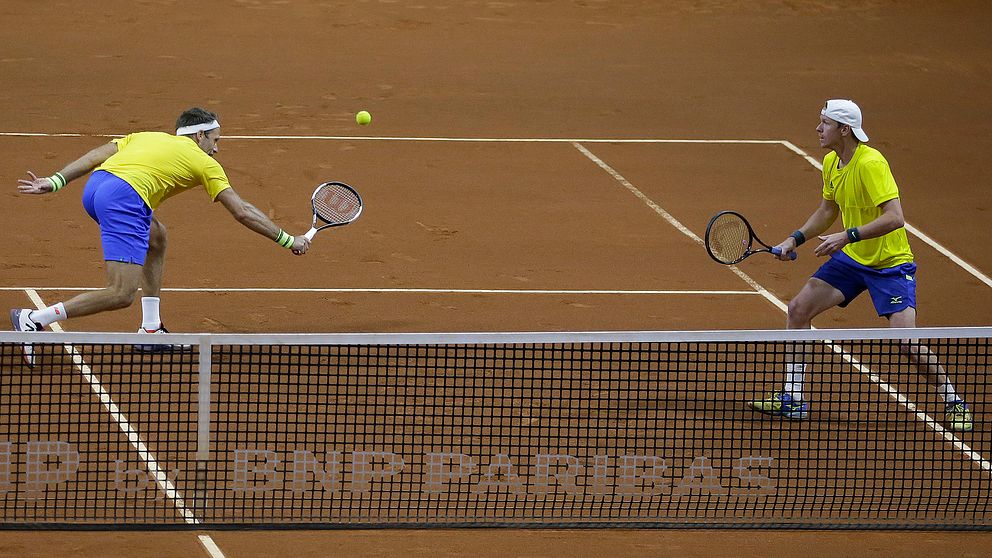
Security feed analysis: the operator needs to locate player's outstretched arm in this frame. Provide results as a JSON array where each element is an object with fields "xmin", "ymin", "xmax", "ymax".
[
  {"xmin": 215, "ymin": 188, "xmax": 310, "ymax": 255},
  {"xmin": 17, "ymin": 142, "xmax": 119, "ymax": 194}
]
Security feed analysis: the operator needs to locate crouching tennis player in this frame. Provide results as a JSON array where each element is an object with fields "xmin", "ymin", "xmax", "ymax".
[
  {"xmin": 10, "ymin": 107, "xmax": 309, "ymax": 364},
  {"xmin": 748, "ymin": 99, "xmax": 973, "ymax": 432}
]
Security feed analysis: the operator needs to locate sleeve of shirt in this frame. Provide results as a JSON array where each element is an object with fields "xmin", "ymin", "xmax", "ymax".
[
  {"xmin": 95, "ymin": 135, "xmax": 132, "ymax": 172},
  {"xmin": 200, "ymin": 158, "xmax": 232, "ymax": 201},
  {"xmin": 821, "ymin": 152, "xmax": 836, "ymax": 201},
  {"xmin": 860, "ymin": 159, "xmax": 899, "ymax": 207},
  {"xmin": 111, "ymin": 134, "xmax": 133, "ymax": 150}
]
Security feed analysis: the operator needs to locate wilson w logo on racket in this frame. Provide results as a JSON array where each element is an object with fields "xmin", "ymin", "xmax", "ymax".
[
  {"xmin": 704, "ymin": 210, "xmax": 796, "ymax": 265},
  {"xmin": 304, "ymin": 181, "xmax": 364, "ymax": 240}
]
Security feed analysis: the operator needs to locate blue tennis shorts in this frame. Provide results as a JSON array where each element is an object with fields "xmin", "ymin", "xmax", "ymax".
[
  {"xmin": 813, "ymin": 250, "xmax": 917, "ymax": 317},
  {"xmin": 82, "ymin": 170, "xmax": 152, "ymax": 265}
]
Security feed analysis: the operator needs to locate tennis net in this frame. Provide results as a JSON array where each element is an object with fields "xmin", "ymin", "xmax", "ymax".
[{"xmin": 0, "ymin": 328, "xmax": 989, "ymax": 529}]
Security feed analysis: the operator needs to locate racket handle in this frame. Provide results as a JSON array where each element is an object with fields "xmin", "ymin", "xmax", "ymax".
[
  {"xmin": 771, "ymin": 247, "xmax": 798, "ymax": 260},
  {"xmin": 303, "ymin": 227, "xmax": 318, "ymax": 241}
]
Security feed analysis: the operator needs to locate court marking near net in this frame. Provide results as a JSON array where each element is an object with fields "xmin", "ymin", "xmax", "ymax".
[
  {"xmin": 4, "ymin": 133, "xmax": 990, "ymax": 551},
  {"xmin": 17, "ymin": 289, "xmax": 226, "ymax": 558}
]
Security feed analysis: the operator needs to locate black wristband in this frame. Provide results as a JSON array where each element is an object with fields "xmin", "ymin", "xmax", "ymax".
[
  {"xmin": 790, "ymin": 230, "xmax": 806, "ymax": 246},
  {"xmin": 846, "ymin": 227, "xmax": 861, "ymax": 243}
]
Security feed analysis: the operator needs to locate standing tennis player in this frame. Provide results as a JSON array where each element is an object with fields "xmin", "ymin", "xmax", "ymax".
[
  {"xmin": 748, "ymin": 99, "xmax": 973, "ymax": 432},
  {"xmin": 10, "ymin": 108, "xmax": 310, "ymax": 364}
]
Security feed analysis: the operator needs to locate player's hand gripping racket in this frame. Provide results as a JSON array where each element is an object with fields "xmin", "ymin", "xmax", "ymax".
[
  {"xmin": 704, "ymin": 210, "xmax": 797, "ymax": 265},
  {"xmin": 303, "ymin": 181, "xmax": 363, "ymax": 240}
]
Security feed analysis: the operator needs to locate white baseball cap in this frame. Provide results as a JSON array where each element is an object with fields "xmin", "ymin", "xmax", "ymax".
[{"xmin": 821, "ymin": 99, "xmax": 869, "ymax": 142}]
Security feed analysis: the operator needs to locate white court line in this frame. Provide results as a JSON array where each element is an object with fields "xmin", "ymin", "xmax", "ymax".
[
  {"xmin": 571, "ymin": 142, "xmax": 789, "ymax": 313},
  {"xmin": 0, "ymin": 132, "xmax": 90, "ymax": 137},
  {"xmin": 231, "ymin": 136, "xmax": 783, "ymax": 143},
  {"xmin": 0, "ymin": 286, "xmax": 758, "ymax": 295},
  {"xmin": 780, "ymin": 140, "xmax": 992, "ymax": 290},
  {"xmin": 24, "ymin": 289, "xmax": 226, "ymax": 556},
  {"xmin": 571, "ymin": 141, "xmax": 992, "ymax": 473},
  {"xmin": 0, "ymin": 131, "xmax": 780, "ymax": 143},
  {"xmin": 23, "ymin": 289, "xmax": 203, "ymax": 525},
  {"xmin": 831, "ymin": 341, "xmax": 991, "ymax": 471},
  {"xmin": 197, "ymin": 535, "xmax": 228, "ymax": 558}
]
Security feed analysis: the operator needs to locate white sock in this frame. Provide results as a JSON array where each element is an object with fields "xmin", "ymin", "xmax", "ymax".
[
  {"xmin": 141, "ymin": 297, "xmax": 162, "ymax": 330},
  {"xmin": 31, "ymin": 303, "xmax": 67, "ymax": 328},
  {"xmin": 937, "ymin": 382, "xmax": 961, "ymax": 404},
  {"xmin": 784, "ymin": 363, "xmax": 806, "ymax": 402}
]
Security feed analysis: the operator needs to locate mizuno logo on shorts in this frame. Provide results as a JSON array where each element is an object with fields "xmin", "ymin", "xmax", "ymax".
[{"xmin": 890, "ymin": 296, "xmax": 903, "ymax": 304}]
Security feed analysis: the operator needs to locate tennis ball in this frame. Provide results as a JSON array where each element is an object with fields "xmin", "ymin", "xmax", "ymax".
[{"xmin": 356, "ymin": 110, "xmax": 372, "ymax": 126}]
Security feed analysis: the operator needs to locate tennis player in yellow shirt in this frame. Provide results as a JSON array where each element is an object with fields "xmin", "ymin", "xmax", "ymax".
[
  {"xmin": 748, "ymin": 99, "xmax": 973, "ymax": 432},
  {"xmin": 11, "ymin": 108, "xmax": 310, "ymax": 360}
]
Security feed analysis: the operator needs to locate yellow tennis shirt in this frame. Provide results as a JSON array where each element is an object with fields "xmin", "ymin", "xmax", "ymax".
[
  {"xmin": 822, "ymin": 143, "xmax": 913, "ymax": 269},
  {"xmin": 96, "ymin": 132, "xmax": 232, "ymax": 210}
]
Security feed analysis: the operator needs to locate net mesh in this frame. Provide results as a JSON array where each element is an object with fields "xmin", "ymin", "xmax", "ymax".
[{"xmin": 1, "ymin": 329, "xmax": 990, "ymax": 529}]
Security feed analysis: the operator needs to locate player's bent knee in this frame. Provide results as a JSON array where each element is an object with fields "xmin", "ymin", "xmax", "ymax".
[
  {"xmin": 106, "ymin": 288, "xmax": 138, "ymax": 310},
  {"xmin": 787, "ymin": 298, "xmax": 813, "ymax": 324}
]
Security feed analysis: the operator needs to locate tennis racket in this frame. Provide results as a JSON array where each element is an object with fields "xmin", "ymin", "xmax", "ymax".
[
  {"xmin": 303, "ymin": 181, "xmax": 363, "ymax": 240},
  {"xmin": 704, "ymin": 210, "xmax": 796, "ymax": 265}
]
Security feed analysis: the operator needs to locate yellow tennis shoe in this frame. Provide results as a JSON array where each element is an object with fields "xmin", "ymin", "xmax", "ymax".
[
  {"xmin": 945, "ymin": 401, "xmax": 974, "ymax": 432},
  {"xmin": 748, "ymin": 391, "xmax": 809, "ymax": 420}
]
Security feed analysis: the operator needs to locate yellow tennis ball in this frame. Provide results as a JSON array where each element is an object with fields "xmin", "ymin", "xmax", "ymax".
[{"xmin": 356, "ymin": 110, "xmax": 372, "ymax": 126}]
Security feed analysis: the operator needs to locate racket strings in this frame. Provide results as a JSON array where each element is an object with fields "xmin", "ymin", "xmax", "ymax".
[
  {"xmin": 313, "ymin": 186, "xmax": 361, "ymax": 223},
  {"xmin": 708, "ymin": 214, "xmax": 750, "ymax": 263}
]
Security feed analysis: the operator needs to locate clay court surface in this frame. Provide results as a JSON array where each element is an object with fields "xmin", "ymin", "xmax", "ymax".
[{"xmin": 2, "ymin": 1, "xmax": 992, "ymax": 556}]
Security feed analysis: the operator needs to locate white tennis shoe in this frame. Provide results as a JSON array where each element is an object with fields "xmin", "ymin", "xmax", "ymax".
[
  {"xmin": 9, "ymin": 308, "xmax": 44, "ymax": 366},
  {"xmin": 133, "ymin": 324, "xmax": 191, "ymax": 353}
]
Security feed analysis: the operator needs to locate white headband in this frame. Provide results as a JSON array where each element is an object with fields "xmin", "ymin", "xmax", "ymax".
[{"xmin": 175, "ymin": 120, "xmax": 220, "ymax": 136}]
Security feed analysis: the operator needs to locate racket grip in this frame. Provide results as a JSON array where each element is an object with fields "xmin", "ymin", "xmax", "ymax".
[
  {"xmin": 771, "ymin": 247, "xmax": 798, "ymax": 260},
  {"xmin": 303, "ymin": 227, "xmax": 318, "ymax": 241}
]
